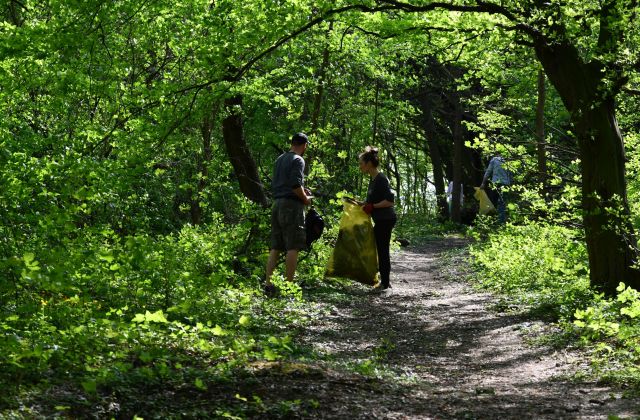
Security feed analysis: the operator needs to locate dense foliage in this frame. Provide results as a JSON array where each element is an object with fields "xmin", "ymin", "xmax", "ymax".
[{"xmin": 1, "ymin": 0, "xmax": 639, "ymax": 415}]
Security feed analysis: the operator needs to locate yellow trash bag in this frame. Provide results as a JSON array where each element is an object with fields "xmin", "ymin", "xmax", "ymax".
[
  {"xmin": 326, "ymin": 198, "xmax": 378, "ymax": 285},
  {"xmin": 474, "ymin": 187, "xmax": 496, "ymax": 215}
]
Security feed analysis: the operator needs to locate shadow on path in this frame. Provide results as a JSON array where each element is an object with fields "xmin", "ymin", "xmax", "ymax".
[{"xmin": 285, "ymin": 238, "xmax": 639, "ymax": 419}]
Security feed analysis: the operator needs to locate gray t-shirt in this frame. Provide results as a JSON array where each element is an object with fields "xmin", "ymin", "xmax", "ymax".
[{"xmin": 272, "ymin": 151, "xmax": 305, "ymax": 200}]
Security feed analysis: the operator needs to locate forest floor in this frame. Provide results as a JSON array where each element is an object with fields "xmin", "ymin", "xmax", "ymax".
[{"xmin": 229, "ymin": 237, "xmax": 640, "ymax": 419}]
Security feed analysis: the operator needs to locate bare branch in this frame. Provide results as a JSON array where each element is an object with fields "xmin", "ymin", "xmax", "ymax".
[
  {"xmin": 377, "ymin": 0, "xmax": 543, "ymax": 42},
  {"xmin": 622, "ymin": 87, "xmax": 640, "ymax": 96},
  {"xmin": 349, "ymin": 23, "xmax": 472, "ymax": 39},
  {"xmin": 376, "ymin": 0, "xmax": 519, "ymax": 20}
]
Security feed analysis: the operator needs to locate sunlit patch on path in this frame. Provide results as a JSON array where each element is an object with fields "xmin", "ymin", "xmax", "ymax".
[{"xmin": 284, "ymin": 238, "xmax": 639, "ymax": 419}]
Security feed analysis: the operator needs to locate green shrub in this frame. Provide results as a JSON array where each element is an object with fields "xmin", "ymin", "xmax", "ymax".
[
  {"xmin": 469, "ymin": 220, "xmax": 640, "ymax": 391},
  {"xmin": 469, "ymin": 221, "xmax": 591, "ymax": 317},
  {"xmin": 0, "ymin": 205, "xmax": 330, "ymax": 411},
  {"xmin": 572, "ymin": 283, "xmax": 640, "ymax": 389}
]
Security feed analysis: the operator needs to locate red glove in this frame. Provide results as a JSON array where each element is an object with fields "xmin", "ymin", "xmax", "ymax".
[{"xmin": 363, "ymin": 203, "xmax": 374, "ymax": 214}]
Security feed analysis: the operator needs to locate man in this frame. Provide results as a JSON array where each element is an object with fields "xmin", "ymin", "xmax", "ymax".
[
  {"xmin": 480, "ymin": 152, "xmax": 512, "ymax": 224},
  {"xmin": 264, "ymin": 132, "xmax": 312, "ymax": 296}
]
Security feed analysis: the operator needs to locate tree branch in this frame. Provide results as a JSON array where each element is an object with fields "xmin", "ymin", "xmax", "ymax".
[
  {"xmin": 377, "ymin": 0, "xmax": 544, "ymax": 44},
  {"xmin": 622, "ymin": 87, "xmax": 640, "ymax": 96},
  {"xmin": 166, "ymin": 0, "xmax": 549, "ymax": 113},
  {"xmin": 376, "ymin": 0, "xmax": 518, "ymax": 20},
  {"xmin": 351, "ymin": 23, "xmax": 476, "ymax": 39}
]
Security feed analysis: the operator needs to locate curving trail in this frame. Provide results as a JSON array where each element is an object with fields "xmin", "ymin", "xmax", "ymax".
[{"xmin": 251, "ymin": 238, "xmax": 639, "ymax": 419}]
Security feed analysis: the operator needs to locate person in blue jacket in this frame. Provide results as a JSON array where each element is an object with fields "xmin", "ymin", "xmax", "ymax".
[{"xmin": 480, "ymin": 152, "xmax": 512, "ymax": 224}]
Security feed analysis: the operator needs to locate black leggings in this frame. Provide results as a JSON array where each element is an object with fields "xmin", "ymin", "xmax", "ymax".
[{"xmin": 374, "ymin": 218, "xmax": 396, "ymax": 288}]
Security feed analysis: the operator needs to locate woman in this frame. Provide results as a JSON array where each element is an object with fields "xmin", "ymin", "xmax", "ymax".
[{"xmin": 358, "ymin": 146, "xmax": 397, "ymax": 291}]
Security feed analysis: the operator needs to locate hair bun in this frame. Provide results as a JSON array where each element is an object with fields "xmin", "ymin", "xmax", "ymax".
[{"xmin": 359, "ymin": 146, "xmax": 381, "ymax": 167}]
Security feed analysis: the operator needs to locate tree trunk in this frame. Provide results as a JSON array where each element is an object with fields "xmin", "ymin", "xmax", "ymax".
[
  {"xmin": 372, "ymin": 80, "xmax": 380, "ymax": 144},
  {"xmin": 535, "ymin": 42, "xmax": 640, "ymax": 295},
  {"xmin": 385, "ymin": 139, "xmax": 401, "ymax": 206},
  {"xmin": 450, "ymin": 97, "xmax": 463, "ymax": 224},
  {"xmin": 6, "ymin": 0, "xmax": 23, "ymax": 26},
  {"xmin": 190, "ymin": 104, "xmax": 218, "ymax": 224},
  {"xmin": 307, "ymin": 22, "xmax": 333, "ymax": 175},
  {"xmin": 535, "ymin": 67, "xmax": 547, "ymax": 189},
  {"xmin": 422, "ymin": 103, "xmax": 448, "ymax": 219},
  {"xmin": 310, "ymin": 22, "xmax": 332, "ymax": 136},
  {"xmin": 577, "ymin": 98, "xmax": 640, "ymax": 295},
  {"xmin": 222, "ymin": 96, "xmax": 269, "ymax": 207}
]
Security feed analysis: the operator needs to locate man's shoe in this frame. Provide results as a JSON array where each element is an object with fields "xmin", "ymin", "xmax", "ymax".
[{"xmin": 264, "ymin": 283, "xmax": 278, "ymax": 298}]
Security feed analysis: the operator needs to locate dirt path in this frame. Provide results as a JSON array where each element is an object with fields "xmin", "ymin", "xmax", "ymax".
[{"xmin": 246, "ymin": 238, "xmax": 639, "ymax": 419}]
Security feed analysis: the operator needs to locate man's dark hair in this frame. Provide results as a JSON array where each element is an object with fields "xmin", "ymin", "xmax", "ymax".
[{"xmin": 291, "ymin": 132, "xmax": 309, "ymax": 145}]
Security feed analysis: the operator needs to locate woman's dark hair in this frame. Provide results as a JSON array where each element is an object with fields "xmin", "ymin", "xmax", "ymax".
[{"xmin": 358, "ymin": 146, "xmax": 379, "ymax": 167}]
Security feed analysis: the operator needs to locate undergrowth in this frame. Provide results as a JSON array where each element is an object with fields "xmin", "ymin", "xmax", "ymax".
[
  {"xmin": 468, "ymin": 217, "xmax": 640, "ymax": 394},
  {"xmin": 0, "ymin": 206, "xmax": 334, "ymax": 418},
  {"xmin": 395, "ymin": 213, "xmax": 463, "ymax": 246}
]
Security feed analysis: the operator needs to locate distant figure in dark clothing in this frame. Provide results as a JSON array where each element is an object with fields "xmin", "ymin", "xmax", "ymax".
[{"xmin": 358, "ymin": 146, "xmax": 397, "ymax": 291}]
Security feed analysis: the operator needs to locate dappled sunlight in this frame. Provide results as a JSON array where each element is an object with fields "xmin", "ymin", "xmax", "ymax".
[{"xmin": 293, "ymin": 239, "xmax": 638, "ymax": 418}]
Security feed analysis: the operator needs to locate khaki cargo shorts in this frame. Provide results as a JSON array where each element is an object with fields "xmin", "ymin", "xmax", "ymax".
[{"xmin": 270, "ymin": 198, "xmax": 306, "ymax": 251}]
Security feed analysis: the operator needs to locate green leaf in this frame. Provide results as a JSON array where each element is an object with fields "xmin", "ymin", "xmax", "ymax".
[
  {"xmin": 263, "ymin": 348, "xmax": 278, "ymax": 361},
  {"xmin": 145, "ymin": 310, "xmax": 168, "ymax": 323},
  {"xmin": 212, "ymin": 325, "xmax": 226, "ymax": 336},
  {"xmin": 132, "ymin": 313, "xmax": 146, "ymax": 323},
  {"xmin": 195, "ymin": 378, "xmax": 207, "ymax": 390},
  {"xmin": 98, "ymin": 252, "xmax": 114, "ymax": 263},
  {"xmin": 81, "ymin": 379, "xmax": 97, "ymax": 394},
  {"xmin": 238, "ymin": 315, "xmax": 250, "ymax": 327},
  {"xmin": 139, "ymin": 352, "xmax": 153, "ymax": 363}
]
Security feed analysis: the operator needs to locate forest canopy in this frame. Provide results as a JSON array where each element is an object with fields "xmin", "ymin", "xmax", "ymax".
[{"xmin": 1, "ymin": 0, "xmax": 640, "ymax": 416}]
